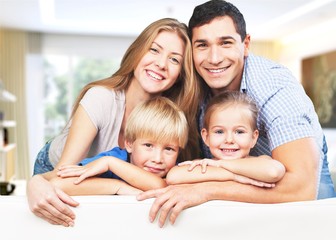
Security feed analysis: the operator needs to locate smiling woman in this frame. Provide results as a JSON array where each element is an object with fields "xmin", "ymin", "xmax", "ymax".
[{"xmin": 26, "ymin": 17, "xmax": 200, "ymax": 227}]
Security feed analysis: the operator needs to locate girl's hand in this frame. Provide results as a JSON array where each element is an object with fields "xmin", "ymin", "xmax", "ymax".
[{"xmin": 178, "ymin": 158, "xmax": 219, "ymax": 173}]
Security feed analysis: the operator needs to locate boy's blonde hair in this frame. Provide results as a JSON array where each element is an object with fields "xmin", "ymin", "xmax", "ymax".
[{"xmin": 125, "ymin": 97, "xmax": 188, "ymax": 149}]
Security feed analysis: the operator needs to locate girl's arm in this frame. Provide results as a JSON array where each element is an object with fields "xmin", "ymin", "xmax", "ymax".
[
  {"xmin": 166, "ymin": 155, "xmax": 285, "ymax": 186},
  {"xmin": 215, "ymin": 155, "xmax": 286, "ymax": 183},
  {"xmin": 58, "ymin": 156, "xmax": 167, "ymax": 191},
  {"xmin": 166, "ymin": 164, "xmax": 235, "ymax": 184}
]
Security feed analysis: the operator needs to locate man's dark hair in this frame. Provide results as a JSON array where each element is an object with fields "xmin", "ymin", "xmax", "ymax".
[{"xmin": 188, "ymin": 0, "xmax": 246, "ymax": 41}]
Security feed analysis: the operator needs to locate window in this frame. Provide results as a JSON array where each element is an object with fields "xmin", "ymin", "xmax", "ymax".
[{"xmin": 43, "ymin": 55, "xmax": 120, "ymax": 141}]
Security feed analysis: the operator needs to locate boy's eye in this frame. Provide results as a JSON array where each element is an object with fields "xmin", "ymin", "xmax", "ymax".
[
  {"xmin": 235, "ymin": 129, "xmax": 245, "ymax": 134},
  {"xmin": 165, "ymin": 147, "xmax": 176, "ymax": 152},
  {"xmin": 144, "ymin": 143, "xmax": 153, "ymax": 148}
]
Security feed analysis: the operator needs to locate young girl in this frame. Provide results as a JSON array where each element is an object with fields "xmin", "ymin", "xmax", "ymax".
[
  {"xmin": 166, "ymin": 91, "xmax": 285, "ymax": 187},
  {"xmin": 52, "ymin": 97, "xmax": 188, "ymax": 195},
  {"xmin": 27, "ymin": 18, "xmax": 200, "ymax": 227}
]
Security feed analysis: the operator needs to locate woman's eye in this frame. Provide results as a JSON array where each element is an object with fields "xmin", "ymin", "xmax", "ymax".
[
  {"xmin": 169, "ymin": 57, "xmax": 180, "ymax": 65},
  {"xmin": 150, "ymin": 47, "xmax": 159, "ymax": 54}
]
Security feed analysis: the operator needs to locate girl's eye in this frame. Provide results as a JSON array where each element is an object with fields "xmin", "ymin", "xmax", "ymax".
[
  {"xmin": 235, "ymin": 130, "xmax": 245, "ymax": 134},
  {"xmin": 215, "ymin": 130, "xmax": 224, "ymax": 134}
]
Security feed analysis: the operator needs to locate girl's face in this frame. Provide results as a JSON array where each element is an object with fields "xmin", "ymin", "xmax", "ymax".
[
  {"xmin": 132, "ymin": 31, "xmax": 185, "ymax": 97},
  {"xmin": 201, "ymin": 105, "xmax": 258, "ymax": 160},
  {"xmin": 125, "ymin": 138, "xmax": 179, "ymax": 178}
]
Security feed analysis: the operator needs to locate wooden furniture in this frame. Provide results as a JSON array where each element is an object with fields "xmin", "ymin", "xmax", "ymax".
[{"xmin": 0, "ymin": 89, "xmax": 16, "ymax": 181}]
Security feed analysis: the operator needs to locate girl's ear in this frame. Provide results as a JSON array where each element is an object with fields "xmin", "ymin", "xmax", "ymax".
[
  {"xmin": 251, "ymin": 129, "xmax": 259, "ymax": 148},
  {"xmin": 124, "ymin": 139, "xmax": 133, "ymax": 153},
  {"xmin": 201, "ymin": 128, "xmax": 210, "ymax": 147}
]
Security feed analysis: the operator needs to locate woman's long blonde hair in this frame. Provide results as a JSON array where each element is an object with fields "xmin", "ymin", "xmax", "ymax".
[{"xmin": 71, "ymin": 18, "xmax": 200, "ymax": 162}]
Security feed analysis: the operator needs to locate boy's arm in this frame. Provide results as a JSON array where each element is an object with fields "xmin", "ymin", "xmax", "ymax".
[
  {"xmin": 103, "ymin": 156, "xmax": 167, "ymax": 190},
  {"xmin": 58, "ymin": 156, "xmax": 167, "ymax": 191}
]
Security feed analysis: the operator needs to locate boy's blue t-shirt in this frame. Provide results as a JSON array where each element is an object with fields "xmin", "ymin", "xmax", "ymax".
[{"xmin": 78, "ymin": 147, "xmax": 129, "ymax": 179}]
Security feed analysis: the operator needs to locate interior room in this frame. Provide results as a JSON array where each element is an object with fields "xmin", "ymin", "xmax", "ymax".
[
  {"xmin": 1, "ymin": 0, "xmax": 336, "ymax": 238},
  {"xmin": 1, "ymin": 0, "xmax": 336, "ymax": 193}
]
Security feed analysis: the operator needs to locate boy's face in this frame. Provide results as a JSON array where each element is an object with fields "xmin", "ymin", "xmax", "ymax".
[
  {"xmin": 191, "ymin": 16, "xmax": 250, "ymax": 95},
  {"xmin": 201, "ymin": 105, "xmax": 258, "ymax": 160},
  {"xmin": 125, "ymin": 138, "xmax": 179, "ymax": 178}
]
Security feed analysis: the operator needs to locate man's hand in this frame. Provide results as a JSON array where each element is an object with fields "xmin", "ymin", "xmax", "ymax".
[{"xmin": 137, "ymin": 184, "xmax": 209, "ymax": 227}]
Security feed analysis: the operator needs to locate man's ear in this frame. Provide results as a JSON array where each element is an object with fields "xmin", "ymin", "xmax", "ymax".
[
  {"xmin": 124, "ymin": 139, "xmax": 133, "ymax": 153},
  {"xmin": 201, "ymin": 128, "xmax": 210, "ymax": 147}
]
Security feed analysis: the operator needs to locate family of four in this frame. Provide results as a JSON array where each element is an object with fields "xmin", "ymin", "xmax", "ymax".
[{"xmin": 27, "ymin": 0, "xmax": 336, "ymax": 228}]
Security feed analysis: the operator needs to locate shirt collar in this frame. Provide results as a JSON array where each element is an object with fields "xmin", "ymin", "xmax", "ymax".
[{"xmin": 240, "ymin": 55, "xmax": 249, "ymax": 93}]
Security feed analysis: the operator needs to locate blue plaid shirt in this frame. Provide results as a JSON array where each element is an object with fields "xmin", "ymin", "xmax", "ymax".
[{"xmin": 198, "ymin": 53, "xmax": 335, "ymax": 199}]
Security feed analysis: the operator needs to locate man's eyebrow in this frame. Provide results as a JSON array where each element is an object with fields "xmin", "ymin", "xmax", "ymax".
[{"xmin": 193, "ymin": 36, "xmax": 236, "ymax": 45}]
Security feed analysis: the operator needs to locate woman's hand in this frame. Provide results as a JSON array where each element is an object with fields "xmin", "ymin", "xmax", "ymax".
[{"xmin": 26, "ymin": 174, "xmax": 79, "ymax": 227}]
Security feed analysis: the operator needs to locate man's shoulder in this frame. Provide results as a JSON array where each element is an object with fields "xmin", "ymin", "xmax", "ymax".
[{"xmin": 246, "ymin": 53, "xmax": 283, "ymax": 69}]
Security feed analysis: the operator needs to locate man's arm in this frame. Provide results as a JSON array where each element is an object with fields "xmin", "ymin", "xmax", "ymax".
[
  {"xmin": 137, "ymin": 137, "xmax": 319, "ymax": 227},
  {"xmin": 206, "ymin": 137, "xmax": 318, "ymax": 202}
]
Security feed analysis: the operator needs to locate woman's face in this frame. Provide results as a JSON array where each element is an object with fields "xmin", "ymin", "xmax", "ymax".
[{"xmin": 133, "ymin": 31, "xmax": 185, "ymax": 96}]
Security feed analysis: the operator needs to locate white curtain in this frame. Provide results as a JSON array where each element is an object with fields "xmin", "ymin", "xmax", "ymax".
[{"xmin": 0, "ymin": 29, "xmax": 32, "ymax": 180}]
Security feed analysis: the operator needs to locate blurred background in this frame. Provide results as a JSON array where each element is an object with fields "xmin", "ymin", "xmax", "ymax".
[{"xmin": 0, "ymin": 0, "xmax": 335, "ymax": 190}]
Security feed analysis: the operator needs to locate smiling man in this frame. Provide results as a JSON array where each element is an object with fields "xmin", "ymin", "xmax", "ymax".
[{"xmin": 137, "ymin": 0, "xmax": 336, "ymax": 228}]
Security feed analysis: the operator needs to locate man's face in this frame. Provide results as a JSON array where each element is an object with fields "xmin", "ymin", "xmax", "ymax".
[{"xmin": 192, "ymin": 16, "xmax": 250, "ymax": 95}]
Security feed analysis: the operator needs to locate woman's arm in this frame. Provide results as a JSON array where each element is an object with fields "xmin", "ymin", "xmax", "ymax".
[
  {"xmin": 50, "ymin": 176, "xmax": 142, "ymax": 195},
  {"xmin": 55, "ymin": 105, "xmax": 98, "ymax": 168},
  {"xmin": 27, "ymin": 105, "xmax": 98, "ymax": 226}
]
